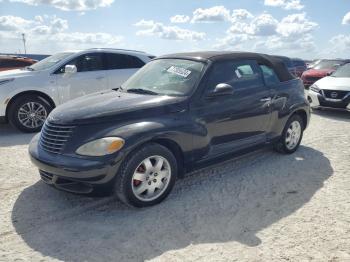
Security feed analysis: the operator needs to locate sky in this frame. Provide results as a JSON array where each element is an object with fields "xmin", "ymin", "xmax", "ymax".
[{"xmin": 0, "ymin": 0, "xmax": 349, "ymax": 59}]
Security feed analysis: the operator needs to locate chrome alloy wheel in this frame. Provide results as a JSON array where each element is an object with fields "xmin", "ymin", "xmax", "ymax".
[
  {"xmin": 131, "ymin": 155, "xmax": 171, "ymax": 202},
  {"xmin": 285, "ymin": 120, "xmax": 302, "ymax": 150},
  {"xmin": 17, "ymin": 102, "xmax": 47, "ymax": 129}
]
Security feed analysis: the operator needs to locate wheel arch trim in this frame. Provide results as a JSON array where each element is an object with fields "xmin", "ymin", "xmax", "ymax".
[{"xmin": 5, "ymin": 90, "xmax": 56, "ymax": 119}]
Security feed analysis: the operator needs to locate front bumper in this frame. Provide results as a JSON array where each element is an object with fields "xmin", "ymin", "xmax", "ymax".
[
  {"xmin": 29, "ymin": 134, "xmax": 123, "ymax": 194},
  {"xmin": 307, "ymin": 90, "xmax": 350, "ymax": 111}
]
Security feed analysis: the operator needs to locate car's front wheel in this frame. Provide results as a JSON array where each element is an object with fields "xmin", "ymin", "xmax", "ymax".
[
  {"xmin": 115, "ymin": 143, "xmax": 177, "ymax": 207},
  {"xmin": 274, "ymin": 114, "xmax": 304, "ymax": 154},
  {"xmin": 8, "ymin": 95, "xmax": 53, "ymax": 133}
]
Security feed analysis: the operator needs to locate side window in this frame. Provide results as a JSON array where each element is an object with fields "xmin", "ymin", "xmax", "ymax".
[
  {"xmin": 207, "ymin": 60, "xmax": 263, "ymax": 91},
  {"xmin": 56, "ymin": 53, "xmax": 104, "ymax": 74},
  {"xmin": 127, "ymin": 55, "xmax": 145, "ymax": 68},
  {"xmin": 105, "ymin": 53, "xmax": 145, "ymax": 70},
  {"xmin": 75, "ymin": 53, "xmax": 104, "ymax": 72},
  {"xmin": 259, "ymin": 64, "xmax": 280, "ymax": 86}
]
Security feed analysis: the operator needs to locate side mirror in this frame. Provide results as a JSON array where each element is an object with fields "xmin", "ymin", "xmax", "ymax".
[
  {"xmin": 207, "ymin": 83, "xmax": 234, "ymax": 97},
  {"xmin": 64, "ymin": 65, "xmax": 77, "ymax": 74},
  {"xmin": 326, "ymin": 71, "xmax": 334, "ymax": 76}
]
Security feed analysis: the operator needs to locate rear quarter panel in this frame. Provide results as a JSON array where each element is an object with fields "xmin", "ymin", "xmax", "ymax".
[{"xmin": 268, "ymin": 78, "xmax": 310, "ymax": 139}]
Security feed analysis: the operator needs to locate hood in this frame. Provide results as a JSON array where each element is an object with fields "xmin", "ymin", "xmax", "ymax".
[
  {"xmin": 315, "ymin": 76, "xmax": 350, "ymax": 91},
  {"xmin": 0, "ymin": 68, "xmax": 39, "ymax": 79},
  {"xmin": 48, "ymin": 90, "xmax": 187, "ymax": 125},
  {"xmin": 302, "ymin": 68, "xmax": 334, "ymax": 78}
]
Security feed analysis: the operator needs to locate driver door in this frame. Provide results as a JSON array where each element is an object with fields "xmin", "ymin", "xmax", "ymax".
[
  {"xmin": 54, "ymin": 52, "xmax": 108, "ymax": 103},
  {"xmin": 192, "ymin": 59, "xmax": 272, "ymax": 159}
]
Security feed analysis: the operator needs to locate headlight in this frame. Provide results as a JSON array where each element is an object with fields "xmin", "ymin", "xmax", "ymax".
[
  {"xmin": 76, "ymin": 137, "xmax": 125, "ymax": 156},
  {"xmin": 0, "ymin": 78, "xmax": 14, "ymax": 86},
  {"xmin": 310, "ymin": 84, "xmax": 321, "ymax": 93}
]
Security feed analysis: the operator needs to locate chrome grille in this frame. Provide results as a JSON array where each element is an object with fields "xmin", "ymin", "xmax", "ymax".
[
  {"xmin": 323, "ymin": 90, "xmax": 349, "ymax": 100},
  {"xmin": 39, "ymin": 122, "xmax": 75, "ymax": 154}
]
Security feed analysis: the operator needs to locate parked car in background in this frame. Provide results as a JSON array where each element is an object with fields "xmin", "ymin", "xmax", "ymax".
[
  {"xmin": 301, "ymin": 59, "xmax": 350, "ymax": 88},
  {"xmin": 273, "ymin": 56, "xmax": 297, "ymax": 77},
  {"xmin": 29, "ymin": 51, "xmax": 310, "ymax": 208},
  {"xmin": 308, "ymin": 63, "xmax": 350, "ymax": 110},
  {"xmin": 304, "ymin": 60, "xmax": 314, "ymax": 68},
  {"xmin": 291, "ymin": 58, "xmax": 307, "ymax": 77},
  {"xmin": 0, "ymin": 55, "xmax": 37, "ymax": 72},
  {"xmin": 0, "ymin": 48, "xmax": 154, "ymax": 132},
  {"xmin": 306, "ymin": 59, "xmax": 321, "ymax": 69}
]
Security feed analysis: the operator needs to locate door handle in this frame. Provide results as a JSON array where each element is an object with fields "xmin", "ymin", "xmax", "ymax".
[
  {"xmin": 96, "ymin": 76, "xmax": 105, "ymax": 80},
  {"xmin": 260, "ymin": 97, "xmax": 272, "ymax": 102}
]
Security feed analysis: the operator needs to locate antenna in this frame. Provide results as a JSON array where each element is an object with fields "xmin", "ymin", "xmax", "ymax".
[{"xmin": 21, "ymin": 33, "xmax": 27, "ymax": 54}]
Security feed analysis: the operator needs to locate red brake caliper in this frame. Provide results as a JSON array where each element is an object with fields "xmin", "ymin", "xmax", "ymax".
[{"xmin": 133, "ymin": 165, "xmax": 145, "ymax": 186}]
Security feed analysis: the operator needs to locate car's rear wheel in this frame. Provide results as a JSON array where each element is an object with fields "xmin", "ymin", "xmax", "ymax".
[
  {"xmin": 115, "ymin": 143, "xmax": 177, "ymax": 207},
  {"xmin": 8, "ymin": 95, "xmax": 53, "ymax": 133},
  {"xmin": 274, "ymin": 114, "xmax": 304, "ymax": 154}
]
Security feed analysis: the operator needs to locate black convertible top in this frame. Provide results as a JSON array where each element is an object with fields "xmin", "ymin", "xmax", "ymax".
[{"xmin": 158, "ymin": 51, "xmax": 295, "ymax": 82}]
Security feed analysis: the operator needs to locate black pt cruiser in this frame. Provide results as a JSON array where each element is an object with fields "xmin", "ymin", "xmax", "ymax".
[{"xmin": 29, "ymin": 51, "xmax": 310, "ymax": 207}]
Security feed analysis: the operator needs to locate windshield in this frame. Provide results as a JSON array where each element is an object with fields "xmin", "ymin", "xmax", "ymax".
[
  {"xmin": 313, "ymin": 60, "xmax": 344, "ymax": 70},
  {"xmin": 121, "ymin": 59, "xmax": 205, "ymax": 96},
  {"xmin": 29, "ymin": 52, "xmax": 74, "ymax": 71},
  {"xmin": 332, "ymin": 63, "xmax": 350, "ymax": 78}
]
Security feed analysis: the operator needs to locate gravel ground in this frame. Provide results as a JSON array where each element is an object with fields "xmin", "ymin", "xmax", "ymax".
[{"xmin": 0, "ymin": 110, "xmax": 350, "ymax": 262}]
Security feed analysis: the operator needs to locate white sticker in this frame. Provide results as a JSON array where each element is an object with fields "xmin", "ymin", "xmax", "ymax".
[{"xmin": 167, "ymin": 66, "xmax": 192, "ymax": 78}]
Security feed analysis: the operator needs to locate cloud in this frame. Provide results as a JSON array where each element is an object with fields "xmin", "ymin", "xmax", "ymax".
[
  {"xmin": 53, "ymin": 32, "xmax": 122, "ymax": 45},
  {"xmin": 0, "ymin": 15, "xmax": 123, "ymax": 53},
  {"xmin": 135, "ymin": 20, "xmax": 205, "ymax": 41},
  {"xmin": 276, "ymin": 13, "xmax": 318, "ymax": 38},
  {"xmin": 329, "ymin": 34, "xmax": 350, "ymax": 52},
  {"xmin": 254, "ymin": 34, "xmax": 315, "ymax": 53},
  {"xmin": 228, "ymin": 13, "xmax": 278, "ymax": 36},
  {"xmin": 191, "ymin": 6, "xmax": 231, "ymax": 23},
  {"xmin": 231, "ymin": 9, "xmax": 254, "ymax": 23},
  {"xmin": 0, "ymin": 16, "xmax": 33, "ymax": 31},
  {"xmin": 170, "ymin": 15, "xmax": 190, "ymax": 24},
  {"xmin": 9, "ymin": 0, "xmax": 114, "ymax": 11},
  {"xmin": 250, "ymin": 13, "xmax": 279, "ymax": 36},
  {"xmin": 342, "ymin": 12, "xmax": 350, "ymax": 25},
  {"xmin": 264, "ymin": 0, "xmax": 304, "ymax": 10},
  {"xmin": 214, "ymin": 34, "xmax": 253, "ymax": 50},
  {"xmin": 314, "ymin": 34, "xmax": 350, "ymax": 58},
  {"xmin": 215, "ymin": 11, "xmax": 317, "ymax": 56}
]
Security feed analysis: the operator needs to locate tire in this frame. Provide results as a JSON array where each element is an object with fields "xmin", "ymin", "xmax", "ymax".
[
  {"xmin": 115, "ymin": 143, "xmax": 178, "ymax": 208},
  {"xmin": 8, "ymin": 95, "xmax": 53, "ymax": 133},
  {"xmin": 274, "ymin": 114, "xmax": 304, "ymax": 154}
]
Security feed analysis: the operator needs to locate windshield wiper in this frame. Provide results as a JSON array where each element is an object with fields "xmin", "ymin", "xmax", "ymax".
[{"xmin": 127, "ymin": 88, "xmax": 159, "ymax": 95}]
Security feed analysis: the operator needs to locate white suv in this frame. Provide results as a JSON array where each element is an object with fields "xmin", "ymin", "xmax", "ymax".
[{"xmin": 0, "ymin": 48, "xmax": 154, "ymax": 132}]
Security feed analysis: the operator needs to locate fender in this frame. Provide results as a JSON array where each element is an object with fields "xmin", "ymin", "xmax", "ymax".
[{"xmin": 106, "ymin": 117, "xmax": 193, "ymax": 159}]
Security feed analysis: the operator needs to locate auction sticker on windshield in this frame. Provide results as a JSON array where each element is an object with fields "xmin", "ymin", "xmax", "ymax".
[{"xmin": 167, "ymin": 66, "xmax": 192, "ymax": 78}]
